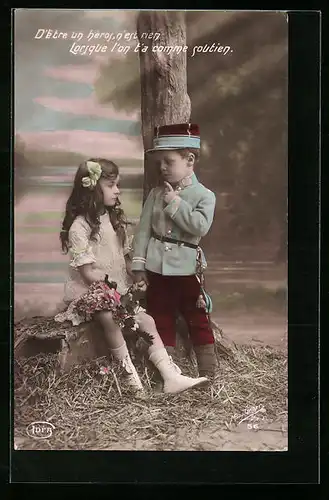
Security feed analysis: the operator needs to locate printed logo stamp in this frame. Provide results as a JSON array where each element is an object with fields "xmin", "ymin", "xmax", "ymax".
[{"xmin": 26, "ymin": 421, "xmax": 55, "ymax": 440}]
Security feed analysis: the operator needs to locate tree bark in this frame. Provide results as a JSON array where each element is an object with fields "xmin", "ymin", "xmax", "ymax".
[
  {"xmin": 136, "ymin": 13, "xmax": 234, "ymax": 357},
  {"xmin": 137, "ymin": 11, "xmax": 191, "ymax": 202}
]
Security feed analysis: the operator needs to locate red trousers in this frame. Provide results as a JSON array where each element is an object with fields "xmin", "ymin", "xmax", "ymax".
[{"xmin": 146, "ymin": 270, "xmax": 215, "ymax": 347}]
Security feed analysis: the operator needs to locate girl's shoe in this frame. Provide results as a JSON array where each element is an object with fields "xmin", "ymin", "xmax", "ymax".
[{"xmin": 110, "ymin": 343, "xmax": 144, "ymax": 392}]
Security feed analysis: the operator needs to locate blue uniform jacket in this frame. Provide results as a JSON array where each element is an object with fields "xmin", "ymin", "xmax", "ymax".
[{"xmin": 131, "ymin": 172, "xmax": 216, "ymax": 276}]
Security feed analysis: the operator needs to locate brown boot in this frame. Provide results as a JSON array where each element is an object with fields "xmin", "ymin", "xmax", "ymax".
[
  {"xmin": 165, "ymin": 346, "xmax": 177, "ymax": 357},
  {"xmin": 194, "ymin": 344, "xmax": 218, "ymax": 378}
]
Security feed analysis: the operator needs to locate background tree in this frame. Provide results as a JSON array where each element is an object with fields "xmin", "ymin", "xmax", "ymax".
[
  {"xmin": 15, "ymin": 10, "xmax": 288, "ymax": 260},
  {"xmin": 95, "ymin": 11, "xmax": 288, "ymax": 261},
  {"xmin": 136, "ymin": 11, "xmax": 191, "ymax": 202},
  {"xmin": 187, "ymin": 11, "xmax": 288, "ymax": 259}
]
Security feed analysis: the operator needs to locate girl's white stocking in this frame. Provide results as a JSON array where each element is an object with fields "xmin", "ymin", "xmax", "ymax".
[{"xmin": 110, "ymin": 342, "xmax": 144, "ymax": 392}]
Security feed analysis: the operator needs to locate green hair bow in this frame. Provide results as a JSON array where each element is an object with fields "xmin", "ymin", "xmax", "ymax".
[{"xmin": 81, "ymin": 161, "xmax": 102, "ymax": 189}]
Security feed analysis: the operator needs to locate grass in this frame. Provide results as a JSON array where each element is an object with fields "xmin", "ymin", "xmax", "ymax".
[
  {"xmin": 14, "ymin": 277, "xmax": 286, "ymax": 315},
  {"xmin": 116, "ymin": 159, "xmax": 144, "ymax": 169},
  {"xmin": 17, "ymin": 227, "xmax": 60, "ymax": 234},
  {"xmin": 21, "ymin": 148, "xmax": 144, "ymax": 169},
  {"xmin": 19, "ymin": 212, "xmax": 63, "ymax": 222},
  {"xmin": 14, "ymin": 338, "xmax": 287, "ymax": 451},
  {"xmin": 120, "ymin": 190, "xmax": 143, "ymax": 217},
  {"xmin": 15, "ymin": 189, "xmax": 143, "ymax": 229},
  {"xmin": 211, "ymin": 286, "xmax": 287, "ymax": 312}
]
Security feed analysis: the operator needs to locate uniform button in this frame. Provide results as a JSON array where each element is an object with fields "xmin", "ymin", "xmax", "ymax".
[
  {"xmin": 164, "ymin": 246, "xmax": 169, "ymax": 251},
  {"xmin": 167, "ymin": 229, "xmax": 172, "ymax": 234},
  {"xmin": 177, "ymin": 187, "xmax": 182, "ymax": 191}
]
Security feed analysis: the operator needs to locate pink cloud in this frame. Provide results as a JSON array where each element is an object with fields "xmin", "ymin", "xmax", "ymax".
[
  {"xmin": 33, "ymin": 95, "xmax": 139, "ymax": 121},
  {"xmin": 43, "ymin": 50, "xmax": 130, "ymax": 84},
  {"xmin": 18, "ymin": 130, "xmax": 144, "ymax": 159},
  {"xmin": 84, "ymin": 10, "xmax": 136, "ymax": 22},
  {"xmin": 43, "ymin": 64, "xmax": 99, "ymax": 84}
]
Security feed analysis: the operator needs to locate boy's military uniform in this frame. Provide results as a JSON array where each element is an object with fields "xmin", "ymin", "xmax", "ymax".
[
  {"xmin": 131, "ymin": 172, "xmax": 215, "ymax": 276},
  {"xmin": 131, "ymin": 123, "xmax": 218, "ymax": 377}
]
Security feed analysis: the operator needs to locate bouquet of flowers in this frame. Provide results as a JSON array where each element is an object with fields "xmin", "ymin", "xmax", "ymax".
[{"xmin": 74, "ymin": 275, "xmax": 153, "ymax": 346}]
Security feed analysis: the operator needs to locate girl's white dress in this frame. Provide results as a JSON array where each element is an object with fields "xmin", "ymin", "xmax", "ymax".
[{"xmin": 55, "ymin": 212, "xmax": 132, "ymax": 326}]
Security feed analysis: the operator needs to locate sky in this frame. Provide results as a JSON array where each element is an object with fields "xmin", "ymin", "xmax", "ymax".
[{"xmin": 14, "ymin": 9, "xmax": 143, "ymax": 159}]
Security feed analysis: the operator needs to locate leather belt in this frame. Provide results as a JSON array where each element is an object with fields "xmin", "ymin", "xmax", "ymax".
[{"xmin": 152, "ymin": 231, "xmax": 198, "ymax": 250}]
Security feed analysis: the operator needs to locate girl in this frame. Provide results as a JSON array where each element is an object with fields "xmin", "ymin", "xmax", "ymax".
[{"xmin": 54, "ymin": 158, "xmax": 208, "ymax": 394}]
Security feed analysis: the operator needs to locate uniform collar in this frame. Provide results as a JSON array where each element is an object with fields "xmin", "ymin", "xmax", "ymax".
[{"xmin": 175, "ymin": 172, "xmax": 198, "ymax": 191}]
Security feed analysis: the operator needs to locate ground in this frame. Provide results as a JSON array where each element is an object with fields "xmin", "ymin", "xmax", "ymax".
[
  {"xmin": 98, "ymin": 423, "xmax": 288, "ymax": 452},
  {"xmin": 14, "ymin": 317, "xmax": 287, "ymax": 451},
  {"xmin": 14, "ymin": 421, "xmax": 288, "ymax": 452},
  {"xmin": 14, "ymin": 283, "xmax": 287, "ymax": 452},
  {"xmin": 14, "ymin": 190, "xmax": 287, "ymax": 451}
]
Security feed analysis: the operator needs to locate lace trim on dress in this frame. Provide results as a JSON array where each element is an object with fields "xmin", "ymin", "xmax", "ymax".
[
  {"xmin": 54, "ymin": 300, "xmax": 85, "ymax": 326},
  {"xmin": 55, "ymin": 281, "xmax": 146, "ymax": 327},
  {"xmin": 69, "ymin": 245, "xmax": 96, "ymax": 268}
]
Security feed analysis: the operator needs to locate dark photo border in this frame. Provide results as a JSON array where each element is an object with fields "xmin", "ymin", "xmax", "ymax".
[{"xmin": 2, "ymin": 7, "xmax": 321, "ymax": 485}]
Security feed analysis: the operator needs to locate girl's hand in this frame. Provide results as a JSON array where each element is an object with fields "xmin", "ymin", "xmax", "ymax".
[
  {"xmin": 163, "ymin": 181, "xmax": 177, "ymax": 204},
  {"xmin": 78, "ymin": 263, "xmax": 99, "ymax": 286},
  {"xmin": 125, "ymin": 255, "xmax": 134, "ymax": 279}
]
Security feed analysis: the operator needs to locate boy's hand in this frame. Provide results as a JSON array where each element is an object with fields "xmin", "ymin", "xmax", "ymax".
[
  {"xmin": 133, "ymin": 271, "xmax": 149, "ymax": 290},
  {"xmin": 163, "ymin": 181, "xmax": 177, "ymax": 204}
]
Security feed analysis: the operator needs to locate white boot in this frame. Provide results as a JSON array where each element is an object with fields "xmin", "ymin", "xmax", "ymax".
[
  {"xmin": 110, "ymin": 343, "xmax": 144, "ymax": 392},
  {"xmin": 164, "ymin": 348, "xmax": 181, "ymax": 374},
  {"xmin": 149, "ymin": 348, "xmax": 209, "ymax": 394}
]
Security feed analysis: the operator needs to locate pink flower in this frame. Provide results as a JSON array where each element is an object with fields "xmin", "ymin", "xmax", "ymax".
[
  {"xmin": 113, "ymin": 290, "xmax": 121, "ymax": 304},
  {"xmin": 105, "ymin": 287, "xmax": 121, "ymax": 305},
  {"xmin": 99, "ymin": 366, "xmax": 110, "ymax": 375}
]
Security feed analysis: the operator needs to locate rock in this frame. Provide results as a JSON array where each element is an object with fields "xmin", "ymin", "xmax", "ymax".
[{"xmin": 14, "ymin": 312, "xmax": 236, "ymax": 373}]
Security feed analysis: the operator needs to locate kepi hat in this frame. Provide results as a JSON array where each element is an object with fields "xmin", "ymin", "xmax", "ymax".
[{"xmin": 146, "ymin": 123, "xmax": 200, "ymax": 153}]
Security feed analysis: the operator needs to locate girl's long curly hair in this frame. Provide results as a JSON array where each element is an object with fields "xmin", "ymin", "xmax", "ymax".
[{"xmin": 60, "ymin": 158, "xmax": 128, "ymax": 254}]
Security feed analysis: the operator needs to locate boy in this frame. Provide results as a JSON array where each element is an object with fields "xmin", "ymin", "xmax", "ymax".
[{"xmin": 131, "ymin": 123, "xmax": 217, "ymax": 378}]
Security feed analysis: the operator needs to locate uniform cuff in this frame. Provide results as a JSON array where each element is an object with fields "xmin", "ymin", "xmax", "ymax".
[
  {"xmin": 131, "ymin": 257, "xmax": 146, "ymax": 271},
  {"xmin": 163, "ymin": 195, "xmax": 181, "ymax": 218}
]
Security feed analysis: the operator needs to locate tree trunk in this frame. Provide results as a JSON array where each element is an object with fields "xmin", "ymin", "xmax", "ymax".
[
  {"xmin": 136, "ymin": 13, "xmax": 234, "ymax": 358},
  {"xmin": 137, "ymin": 11, "xmax": 191, "ymax": 202}
]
